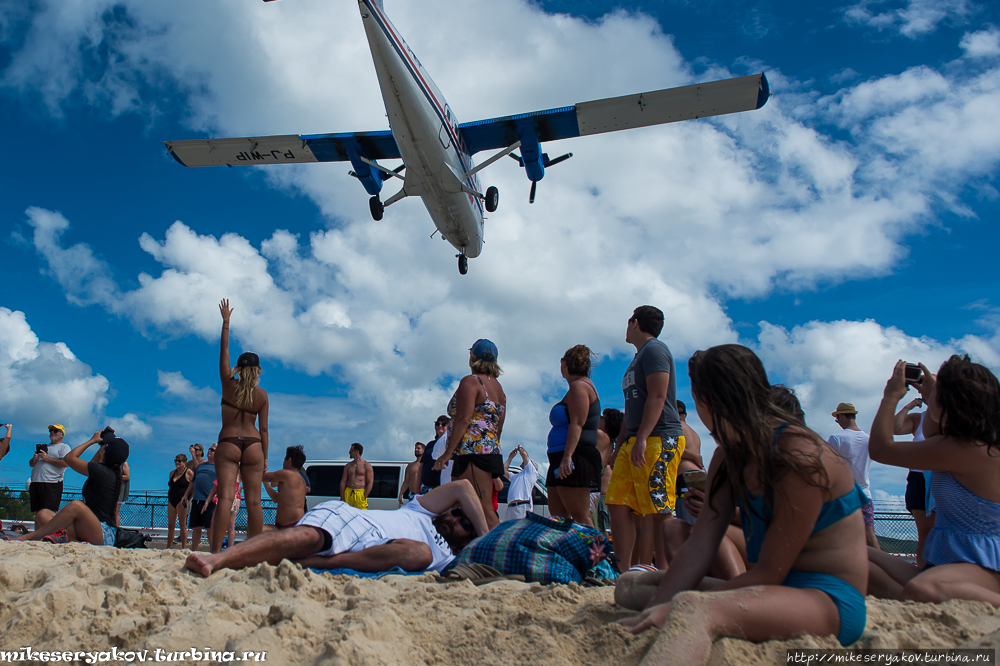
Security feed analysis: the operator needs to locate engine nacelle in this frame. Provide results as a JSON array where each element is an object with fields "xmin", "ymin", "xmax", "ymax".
[
  {"xmin": 347, "ymin": 145, "xmax": 384, "ymax": 196},
  {"xmin": 517, "ymin": 124, "xmax": 545, "ymax": 182}
]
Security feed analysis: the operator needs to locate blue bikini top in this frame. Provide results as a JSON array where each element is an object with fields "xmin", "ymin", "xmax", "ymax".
[{"xmin": 739, "ymin": 424, "xmax": 869, "ymax": 563}]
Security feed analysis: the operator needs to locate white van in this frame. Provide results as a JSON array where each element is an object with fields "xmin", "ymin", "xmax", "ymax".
[{"xmin": 302, "ymin": 460, "xmax": 549, "ymax": 517}]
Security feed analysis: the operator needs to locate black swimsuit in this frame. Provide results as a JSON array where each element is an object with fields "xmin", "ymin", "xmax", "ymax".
[{"xmin": 168, "ymin": 470, "xmax": 190, "ymax": 508}]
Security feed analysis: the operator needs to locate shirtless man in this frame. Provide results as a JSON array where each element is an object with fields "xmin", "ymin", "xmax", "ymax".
[
  {"xmin": 341, "ymin": 443, "xmax": 373, "ymax": 510},
  {"xmin": 398, "ymin": 442, "xmax": 425, "ymax": 505},
  {"xmin": 263, "ymin": 445, "xmax": 308, "ymax": 530}
]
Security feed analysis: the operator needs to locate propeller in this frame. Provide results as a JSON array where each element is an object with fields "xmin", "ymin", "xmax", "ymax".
[
  {"xmin": 508, "ymin": 152, "xmax": 573, "ymax": 203},
  {"xmin": 543, "ymin": 152, "xmax": 572, "ymax": 168}
]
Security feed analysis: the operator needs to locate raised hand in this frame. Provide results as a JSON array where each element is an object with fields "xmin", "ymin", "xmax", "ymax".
[{"xmin": 219, "ymin": 299, "xmax": 234, "ymax": 323}]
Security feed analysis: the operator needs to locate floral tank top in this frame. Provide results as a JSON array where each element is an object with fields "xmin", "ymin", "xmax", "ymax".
[{"xmin": 447, "ymin": 375, "xmax": 504, "ymax": 456}]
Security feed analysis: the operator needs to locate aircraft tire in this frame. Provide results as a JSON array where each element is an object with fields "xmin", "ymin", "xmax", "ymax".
[
  {"xmin": 485, "ymin": 186, "xmax": 499, "ymax": 213},
  {"xmin": 458, "ymin": 254, "xmax": 468, "ymax": 275},
  {"xmin": 369, "ymin": 196, "xmax": 384, "ymax": 221}
]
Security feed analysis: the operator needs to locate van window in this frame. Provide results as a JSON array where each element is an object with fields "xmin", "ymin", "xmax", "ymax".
[
  {"xmin": 306, "ymin": 465, "xmax": 343, "ymax": 497},
  {"xmin": 371, "ymin": 466, "xmax": 402, "ymax": 499},
  {"xmin": 305, "ymin": 464, "xmax": 401, "ymax": 499}
]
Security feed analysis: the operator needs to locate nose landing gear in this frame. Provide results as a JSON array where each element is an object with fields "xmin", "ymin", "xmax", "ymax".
[{"xmin": 457, "ymin": 250, "xmax": 468, "ymax": 275}]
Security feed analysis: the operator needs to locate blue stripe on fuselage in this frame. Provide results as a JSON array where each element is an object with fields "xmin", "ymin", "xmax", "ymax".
[{"xmin": 362, "ymin": 0, "xmax": 482, "ymax": 214}]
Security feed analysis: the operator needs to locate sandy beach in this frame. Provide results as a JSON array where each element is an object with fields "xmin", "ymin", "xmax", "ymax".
[{"xmin": 1, "ymin": 542, "xmax": 998, "ymax": 665}]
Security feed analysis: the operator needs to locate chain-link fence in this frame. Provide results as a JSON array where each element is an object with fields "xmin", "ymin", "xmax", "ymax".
[
  {"xmin": 1, "ymin": 485, "xmax": 923, "ymax": 555},
  {"xmin": 873, "ymin": 498, "xmax": 918, "ymax": 555},
  {"xmin": 0, "ymin": 486, "xmax": 279, "ymax": 533}
]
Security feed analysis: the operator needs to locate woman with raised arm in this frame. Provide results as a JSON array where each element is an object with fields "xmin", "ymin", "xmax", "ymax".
[
  {"xmin": 434, "ymin": 339, "xmax": 506, "ymax": 529},
  {"xmin": 615, "ymin": 344, "xmax": 869, "ymax": 663},
  {"xmin": 214, "ymin": 298, "xmax": 269, "ymax": 552},
  {"xmin": 867, "ymin": 357, "xmax": 1000, "ymax": 605}
]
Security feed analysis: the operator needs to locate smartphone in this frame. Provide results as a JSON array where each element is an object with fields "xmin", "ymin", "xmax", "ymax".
[
  {"xmin": 682, "ymin": 469, "xmax": 707, "ymax": 492},
  {"xmin": 904, "ymin": 363, "xmax": 921, "ymax": 386}
]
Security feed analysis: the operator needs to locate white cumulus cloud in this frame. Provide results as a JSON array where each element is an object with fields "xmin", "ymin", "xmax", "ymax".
[
  {"xmin": 842, "ymin": 0, "xmax": 972, "ymax": 39},
  {"xmin": 0, "ymin": 307, "xmax": 111, "ymax": 437},
  {"xmin": 4, "ymin": 1, "xmax": 1000, "ymax": 459}
]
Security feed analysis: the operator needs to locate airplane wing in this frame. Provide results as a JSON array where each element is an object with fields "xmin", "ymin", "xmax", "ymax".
[
  {"xmin": 459, "ymin": 72, "xmax": 768, "ymax": 155},
  {"xmin": 164, "ymin": 130, "xmax": 401, "ymax": 167}
]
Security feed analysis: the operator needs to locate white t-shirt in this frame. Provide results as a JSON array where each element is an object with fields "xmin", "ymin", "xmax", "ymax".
[
  {"xmin": 30, "ymin": 442, "xmax": 71, "ymax": 483},
  {"xmin": 827, "ymin": 429, "xmax": 872, "ymax": 499},
  {"xmin": 431, "ymin": 434, "xmax": 453, "ymax": 485},
  {"xmin": 301, "ymin": 499, "xmax": 456, "ymax": 572},
  {"xmin": 507, "ymin": 462, "xmax": 537, "ymax": 506}
]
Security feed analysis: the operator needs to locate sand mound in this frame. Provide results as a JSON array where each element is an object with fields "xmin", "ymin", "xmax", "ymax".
[{"xmin": 1, "ymin": 542, "xmax": 998, "ymax": 665}]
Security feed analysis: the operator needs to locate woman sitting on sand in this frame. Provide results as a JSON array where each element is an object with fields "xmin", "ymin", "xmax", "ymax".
[
  {"xmin": 434, "ymin": 339, "xmax": 506, "ymax": 529},
  {"xmin": 867, "ymin": 356, "xmax": 1000, "ymax": 606},
  {"xmin": 167, "ymin": 453, "xmax": 194, "ymax": 549},
  {"xmin": 214, "ymin": 298, "xmax": 268, "ymax": 552},
  {"xmin": 614, "ymin": 344, "xmax": 869, "ymax": 662},
  {"xmin": 13, "ymin": 430, "xmax": 129, "ymax": 546},
  {"xmin": 546, "ymin": 344, "xmax": 602, "ymax": 527}
]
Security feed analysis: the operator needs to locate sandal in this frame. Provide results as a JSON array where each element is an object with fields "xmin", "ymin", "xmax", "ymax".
[
  {"xmin": 437, "ymin": 563, "xmax": 525, "ymax": 585},
  {"xmin": 9, "ymin": 523, "xmax": 29, "ymax": 535}
]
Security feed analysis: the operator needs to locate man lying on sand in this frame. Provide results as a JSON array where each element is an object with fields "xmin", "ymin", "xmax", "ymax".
[{"xmin": 185, "ymin": 479, "xmax": 488, "ymax": 577}]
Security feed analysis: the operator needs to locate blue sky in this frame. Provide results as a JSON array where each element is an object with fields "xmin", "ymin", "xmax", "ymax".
[{"xmin": 1, "ymin": 0, "xmax": 998, "ymax": 499}]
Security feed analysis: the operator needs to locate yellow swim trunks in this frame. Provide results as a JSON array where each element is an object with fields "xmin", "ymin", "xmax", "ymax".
[
  {"xmin": 344, "ymin": 487, "xmax": 368, "ymax": 510},
  {"xmin": 606, "ymin": 435, "xmax": 685, "ymax": 516}
]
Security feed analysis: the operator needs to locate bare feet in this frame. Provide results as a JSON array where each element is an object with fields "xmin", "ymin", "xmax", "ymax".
[{"xmin": 184, "ymin": 551, "xmax": 217, "ymax": 577}]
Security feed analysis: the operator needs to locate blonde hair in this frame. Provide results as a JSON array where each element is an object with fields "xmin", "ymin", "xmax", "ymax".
[
  {"xmin": 470, "ymin": 357, "xmax": 502, "ymax": 377},
  {"xmin": 229, "ymin": 365, "xmax": 261, "ymax": 408}
]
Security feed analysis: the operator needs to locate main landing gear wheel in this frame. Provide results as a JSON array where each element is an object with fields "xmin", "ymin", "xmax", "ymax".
[
  {"xmin": 369, "ymin": 196, "xmax": 384, "ymax": 221},
  {"xmin": 457, "ymin": 253, "xmax": 468, "ymax": 275},
  {"xmin": 485, "ymin": 186, "xmax": 499, "ymax": 213}
]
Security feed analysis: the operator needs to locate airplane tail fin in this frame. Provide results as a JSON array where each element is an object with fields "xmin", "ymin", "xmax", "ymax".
[{"xmin": 372, "ymin": 0, "xmax": 384, "ymax": 9}]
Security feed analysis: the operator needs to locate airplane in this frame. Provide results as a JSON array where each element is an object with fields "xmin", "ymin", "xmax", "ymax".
[{"xmin": 164, "ymin": 0, "xmax": 769, "ymax": 275}]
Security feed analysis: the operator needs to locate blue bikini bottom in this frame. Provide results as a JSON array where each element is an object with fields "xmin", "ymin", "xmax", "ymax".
[{"xmin": 783, "ymin": 571, "xmax": 867, "ymax": 646}]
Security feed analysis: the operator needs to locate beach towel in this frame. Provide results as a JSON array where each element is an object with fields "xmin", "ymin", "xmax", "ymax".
[
  {"xmin": 308, "ymin": 566, "xmax": 429, "ymax": 579},
  {"xmin": 449, "ymin": 513, "xmax": 610, "ymax": 584}
]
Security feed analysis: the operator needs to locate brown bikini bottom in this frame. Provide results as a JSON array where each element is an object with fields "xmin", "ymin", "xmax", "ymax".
[{"xmin": 217, "ymin": 436, "xmax": 262, "ymax": 453}]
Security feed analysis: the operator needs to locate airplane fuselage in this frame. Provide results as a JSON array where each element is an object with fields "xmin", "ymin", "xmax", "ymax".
[{"xmin": 360, "ymin": 0, "xmax": 485, "ymax": 259}]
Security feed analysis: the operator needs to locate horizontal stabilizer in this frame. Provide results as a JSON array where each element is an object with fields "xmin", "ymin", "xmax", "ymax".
[{"xmin": 164, "ymin": 130, "xmax": 401, "ymax": 167}]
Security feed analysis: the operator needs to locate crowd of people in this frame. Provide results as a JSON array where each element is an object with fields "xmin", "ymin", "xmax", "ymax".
[{"xmin": 3, "ymin": 298, "xmax": 1000, "ymax": 660}]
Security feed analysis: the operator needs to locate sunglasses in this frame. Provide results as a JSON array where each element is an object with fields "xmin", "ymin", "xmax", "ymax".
[
  {"xmin": 174, "ymin": 458, "xmax": 185, "ymax": 462},
  {"xmin": 450, "ymin": 508, "xmax": 474, "ymax": 533}
]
